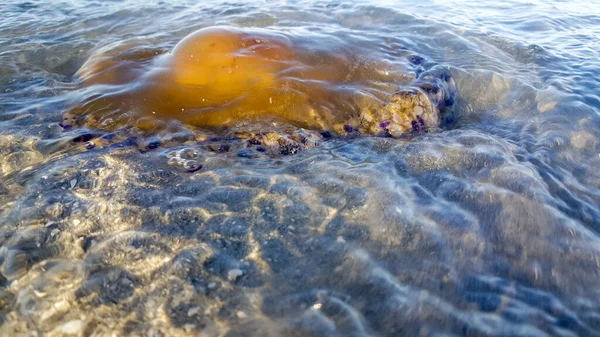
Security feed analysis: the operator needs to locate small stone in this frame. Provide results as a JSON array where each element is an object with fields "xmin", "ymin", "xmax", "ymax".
[
  {"xmin": 55, "ymin": 301, "xmax": 70, "ymax": 311},
  {"xmin": 58, "ymin": 320, "xmax": 83, "ymax": 335},
  {"xmin": 120, "ymin": 277, "xmax": 133, "ymax": 287},
  {"xmin": 208, "ymin": 282, "xmax": 217, "ymax": 289},
  {"xmin": 227, "ymin": 269, "xmax": 244, "ymax": 281},
  {"xmin": 236, "ymin": 311, "xmax": 248, "ymax": 320},
  {"xmin": 33, "ymin": 289, "xmax": 47, "ymax": 298},
  {"xmin": 187, "ymin": 307, "xmax": 201, "ymax": 317}
]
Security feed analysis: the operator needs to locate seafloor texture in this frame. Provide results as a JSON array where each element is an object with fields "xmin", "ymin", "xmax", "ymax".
[{"xmin": 1, "ymin": 0, "xmax": 600, "ymax": 336}]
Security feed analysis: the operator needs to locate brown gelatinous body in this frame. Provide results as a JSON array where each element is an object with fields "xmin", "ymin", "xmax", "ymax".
[{"xmin": 65, "ymin": 26, "xmax": 456, "ymax": 149}]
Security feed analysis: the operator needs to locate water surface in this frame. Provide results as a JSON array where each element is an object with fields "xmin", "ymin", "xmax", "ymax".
[{"xmin": 1, "ymin": 1, "xmax": 600, "ymax": 336}]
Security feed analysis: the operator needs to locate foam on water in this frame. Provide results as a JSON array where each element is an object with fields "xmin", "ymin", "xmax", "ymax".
[{"xmin": 0, "ymin": 0, "xmax": 599, "ymax": 336}]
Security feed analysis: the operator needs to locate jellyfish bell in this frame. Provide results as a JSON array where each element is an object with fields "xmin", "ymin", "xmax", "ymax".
[
  {"xmin": 169, "ymin": 26, "xmax": 294, "ymax": 92},
  {"xmin": 64, "ymin": 26, "xmax": 458, "ymax": 150}
]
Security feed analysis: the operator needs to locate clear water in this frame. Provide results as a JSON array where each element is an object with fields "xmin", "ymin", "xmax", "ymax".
[{"xmin": 1, "ymin": 0, "xmax": 600, "ymax": 336}]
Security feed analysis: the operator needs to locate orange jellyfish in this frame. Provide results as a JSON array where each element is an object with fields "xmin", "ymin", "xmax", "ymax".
[{"xmin": 64, "ymin": 26, "xmax": 456, "ymax": 147}]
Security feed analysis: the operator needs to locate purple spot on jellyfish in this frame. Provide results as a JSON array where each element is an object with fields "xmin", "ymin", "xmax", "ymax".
[
  {"xmin": 411, "ymin": 120, "xmax": 421, "ymax": 132},
  {"xmin": 73, "ymin": 133, "xmax": 95, "ymax": 143},
  {"xmin": 219, "ymin": 144, "xmax": 231, "ymax": 153},
  {"xmin": 320, "ymin": 131, "xmax": 332, "ymax": 139},
  {"xmin": 280, "ymin": 144, "xmax": 300, "ymax": 155},
  {"xmin": 379, "ymin": 120, "xmax": 391, "ymax": 129},
  {"xmin": 124, "ymin": 137, "xmax": 138, "ymax": 146},
  {"xmin": 343, "ymin": 125, "xmax": 354, "ymax": 133}
]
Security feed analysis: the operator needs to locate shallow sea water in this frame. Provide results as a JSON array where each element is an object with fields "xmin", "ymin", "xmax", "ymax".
[{"xmin": 1, "ymin": 0, "xmax": 600, "ymax": 336}]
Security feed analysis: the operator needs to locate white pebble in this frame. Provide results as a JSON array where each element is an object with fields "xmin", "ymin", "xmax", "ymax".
[
  {"xmin": 33, "ymin": 289, "xmax": 47, "ymax": 298},
  {"xmin": 187, "ymin": 307, "xmax": 201, "ymax": 316},
  {"xmin": 228, "ymin": 269, "xmax": 244, "ymax": 281},
  {"xmin": 58, "ymin": 320, "xmax": 84, "ymax": 335}
]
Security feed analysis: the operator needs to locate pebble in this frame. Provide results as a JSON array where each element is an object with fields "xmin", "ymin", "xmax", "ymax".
[
  {"xmin": 187, "ymin": 307, "xmax": 201, "ymax": 316},
  {"xmin": 236, "ymin": 149, "xmax": 254, "ymax": 158},
  {"xmin": 33, "ymin": 289, "xmax": 47, "ymax": 298},
  {"xmin": 58, "ymin": 320, "xmax": 84, "ymax": 335},
  {"xmin": 227, "ymin": 268, "xmax": 244, "ymax": 281}
]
